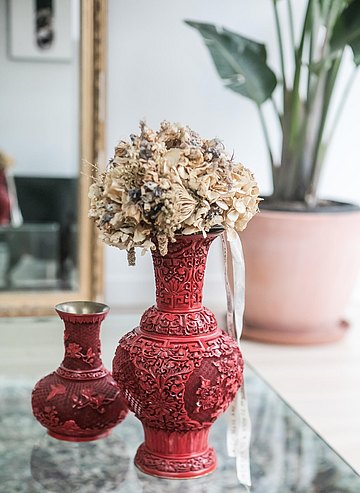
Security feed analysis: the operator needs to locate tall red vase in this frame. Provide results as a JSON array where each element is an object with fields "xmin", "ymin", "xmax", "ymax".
[
  {"xmin": 32, "ymin": 301, "xmax": 128, "ymax": 442},
  {"xmin": 113, "ymin": 232, "xmax": 243, "ymax": 479}
]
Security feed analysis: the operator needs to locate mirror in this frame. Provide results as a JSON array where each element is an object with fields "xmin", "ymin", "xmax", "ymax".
[{"xmin": 0, "ymin": 0, "xmax": 106, "ymax": 316}]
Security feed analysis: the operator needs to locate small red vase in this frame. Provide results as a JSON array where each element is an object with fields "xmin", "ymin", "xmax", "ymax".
[
  {"xmin": 32, "ymin": 301, "xmax": 128, "ymax": 442},
  {"xmin": 113, "ymin": 232, "xmax": 243, "ymax": 479}
]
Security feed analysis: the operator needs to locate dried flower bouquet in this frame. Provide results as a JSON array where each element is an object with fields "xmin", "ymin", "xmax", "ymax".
[{"xmin": 89, "ymin": 121, "xmax": 260, "ymax": 264}]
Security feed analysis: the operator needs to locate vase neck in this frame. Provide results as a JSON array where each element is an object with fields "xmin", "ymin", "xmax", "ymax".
[
  {"xmin": 152, "ymin": 233, "xmax": 218, "ymax": 313},
  {"xmin": 58, "ymin": 314, "xmax": 105, "ymax": 371}
]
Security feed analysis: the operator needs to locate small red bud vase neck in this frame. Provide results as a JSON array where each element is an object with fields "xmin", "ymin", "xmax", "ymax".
[
  {"xmin": 32, "ymin": 301, "xmax": 128, "ymax": 442},
  {"xmin": 113, "ymin": 231, "xmax": 243, "ymax": 479}
]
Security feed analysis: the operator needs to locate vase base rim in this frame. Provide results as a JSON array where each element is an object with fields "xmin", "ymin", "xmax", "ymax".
[
  {"xmin": 48, "ymin": 430, "xmax": 111, "ymax": 442},
  {"xmin": 242, "ymin": 319, "xmax": 349, "ymax": 345},
  {"xmin": 134, "ymin": 444, "xmax": 217, "ymax": 479}
]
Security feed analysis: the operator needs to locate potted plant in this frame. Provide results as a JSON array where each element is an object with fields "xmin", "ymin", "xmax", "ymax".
[{"xmin": 186, "ymin": 0, "xmax": 360, "ymax": 344}]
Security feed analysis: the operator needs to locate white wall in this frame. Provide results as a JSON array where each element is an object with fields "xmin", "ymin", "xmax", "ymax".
[
  {"xmin": 0, "ymin": 0, "xmax": 79, "ymax": 177},
  {"xmin": 105, "ymin": 0, "xmax": 360, "ymax": 310}
]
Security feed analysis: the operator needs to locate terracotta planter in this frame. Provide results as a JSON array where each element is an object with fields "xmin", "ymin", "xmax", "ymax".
[
  {"xmin": 32, "ymin": 301, "xmax": 128, "ymax": 441},
  {"xmin": 240, "ymin": 206, "xmax": 360, "ymax": 345},
  {"xmin": 112, "ymin": 232, "xmax": 243, "ymax": 479}
]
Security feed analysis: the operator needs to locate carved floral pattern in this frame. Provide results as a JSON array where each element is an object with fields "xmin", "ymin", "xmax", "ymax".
[
  {"xmin": 195, "ymin": 377, "xmax": 220, "ymax": 412},
  {"xmin": 65, "ymin": 343, "xmax": 96, "ymax": 365},
  {"xmin": 152, "ymin": 235, "xmax": 214, "ymax": 311},
  {"xmin": 46, "ymin": 384, "xmax": 66, "ymax": 401},
  {"xmin": 55, "ymin": 366, "xmax": 108, "ymax": 380},
  {"xmin": 71, "ymin": 387, "xmax": 120, "ymax": 414},
  {"xmin": 33, "ymin": 405, "xmax": 60, "ymax": 428},
  {"xmin": 135, "ymin": 444, "xmax": 216, "ymax": 476},
  {"xmin": 116, "ymin": 329, "xmax": 242, "ymax": 432},
  {"xmin": 140, "ymin": 306, "xmax": 217, "ymax": 336}
]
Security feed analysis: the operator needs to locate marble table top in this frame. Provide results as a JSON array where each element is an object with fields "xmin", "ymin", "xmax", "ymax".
[{"xmin": 0, "ymin": 366, "xmax": 359, "ymax": 493}]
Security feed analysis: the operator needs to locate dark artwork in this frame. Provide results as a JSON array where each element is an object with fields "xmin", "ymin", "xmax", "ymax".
[
  {"xmin": 35, "ymin": 0, "xmax": 55, "ymax": 50},
  {"xmin": 0, "ymin": 177, "xmax": 77, "ymax": 291}
]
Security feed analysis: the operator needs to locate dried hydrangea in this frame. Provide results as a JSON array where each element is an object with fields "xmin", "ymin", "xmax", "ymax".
[{"xmin": 89, "ymin": 121, "xmax": 260, "ymax": 265}]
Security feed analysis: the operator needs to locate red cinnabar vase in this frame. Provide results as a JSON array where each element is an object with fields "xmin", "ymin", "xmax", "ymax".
[
  {"xmin": 32, "ymin": 301, "xmax": 128, "ymax": 442},
  {"xmin": 113, "ymin": 232, "xmax": 243, "ymax": 479}
]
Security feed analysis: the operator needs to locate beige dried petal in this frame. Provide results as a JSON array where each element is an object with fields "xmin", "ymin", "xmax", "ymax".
[
  {"xmin": 172, "ymin": 183, "xmax": 196, "ymax": 223},
  {"xmin": 110, "ymin": 213, "xmax": 124, "ymax": 227},
  {"xmin": 206, "ymin": 190, "xmax": 220, "ymax": 202},
  {"xmin": 110, "ymin": 232, "xmax": 122, "ymax": 243},
  {"xmin": 195, "ymin": 206, "xmax": 210, "ymax": 220},
  {"xmin": 233, "ymin": 199, "xmax": 246, "ymax": 214},
  {"xmin": 164, "ymin": 148, "xmax": 182, "ymax": 167},
  {"xmin": 105, "ymin": 181, "xmax": 124, "ymax": 203},
  {"xmin": 122, "ymin": 203, "xmax": 141, "ymax": 222},
  {"xmin": 182, "ymin": 226, "xmax": 198, "ymax": 235},
  {"xmin": 88, "ymin": 183, "xmax": 102, "ymax": 200},
  {"xmin": 120, "ymin": 226, "xmax": 134, "ymax": 234},
  {"xmin": 227, "ymin": 209, "xmax": 239, "ymax": 223},
  {"xmin": 159, "ymin": 178, "xmax": 171, "ymax": 189},
  {"xmin": 216, "ymin": 200, "xmax": 229, "ymax": 210},
  {"xmin": 178, "ymin": 166, "xmax": 188, "ymax": 179},
  {"xmin": 133, "ymin": 229, "xmax": 147, "ymax": 243}
]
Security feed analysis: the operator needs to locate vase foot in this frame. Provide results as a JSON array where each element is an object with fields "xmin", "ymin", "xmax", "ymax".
[
  {"xmin": 48, "ymin": 430, "xmax": 111, "ymax": 442},
  {"xmin": 134, "ymin": 443, "xmax": 217, "ymax": 479},
  {"xmin": 242, "ymin": 319, "xmax": 349, "ymax": 345}
]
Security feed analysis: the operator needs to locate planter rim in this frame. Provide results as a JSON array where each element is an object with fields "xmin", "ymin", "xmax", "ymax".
[
  {"xmin": 260, "ymin": 198, "xmax": 360, "ymax": 214},
  {"xmin": 252, "ymin": 208, "xmax": 360, "ymax": 222}
]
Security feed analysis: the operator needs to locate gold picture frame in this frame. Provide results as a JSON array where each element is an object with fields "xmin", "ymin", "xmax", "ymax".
[{"xmin": 0, "ymin": 0, "xmax": 107, "ymax": 316}]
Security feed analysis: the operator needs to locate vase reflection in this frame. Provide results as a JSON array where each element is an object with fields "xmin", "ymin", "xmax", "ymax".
[{"xmin": 30, "ymin": 433, "xmax": 129, "ymax": 493}]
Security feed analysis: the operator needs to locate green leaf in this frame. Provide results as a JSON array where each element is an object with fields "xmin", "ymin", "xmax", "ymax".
[
  {"xmin": 330, "ymin": 0, "xmax": 360, "ymax": 65},
  {"xmin": 185, "ymin": 20, "xmax": 277, "ymax": 104},
  {"xmin": 350, "ymin": 37, "xmax": 360, "ymax": 64}
]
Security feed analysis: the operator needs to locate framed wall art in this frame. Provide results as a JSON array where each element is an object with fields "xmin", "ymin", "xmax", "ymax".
[{"xmin": 7, "ymin": 0, "xmax": 73, "ymax": 62}]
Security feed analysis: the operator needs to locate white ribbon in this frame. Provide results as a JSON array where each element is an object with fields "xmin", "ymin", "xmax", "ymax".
[{"xmin": 222, "ymin": 232, "xmax": 252, "ymax": 487}]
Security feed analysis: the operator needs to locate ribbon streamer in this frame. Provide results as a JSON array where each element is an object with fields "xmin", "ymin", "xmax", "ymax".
[{"xmin": 222, "ymin": 232, "xmax": 252, "ymax": 487}]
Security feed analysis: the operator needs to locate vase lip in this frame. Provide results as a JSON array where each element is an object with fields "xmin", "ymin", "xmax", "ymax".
[
  {"xmin": 175, "ymin": 227, "xmax": 224, "ymax": 239},
  {"xmin": 55, "ymin": 301, "xmax": 110, "ymax": 316}
]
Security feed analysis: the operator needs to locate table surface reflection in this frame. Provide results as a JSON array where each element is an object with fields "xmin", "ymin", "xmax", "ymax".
[{"xmin": 0, "ymin": 316, "xmax": 359, "ymax": 493}]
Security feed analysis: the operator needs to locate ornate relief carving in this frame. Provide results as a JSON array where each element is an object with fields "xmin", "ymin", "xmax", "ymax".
[
  {"xmin": 71, "ymin": 387, "xmax": 120, "ymax": 414},
  {"xmin": 135, "ymin": 444, "xmax": 216, "ymax": 476},
  {"xmin": 152, "ymin": 235, "xmax": 214, "ymax": 311},
  {"xmin": 55, "ymin": 366, "xmax": 108, "ymax": 380},
  {"xmin": 140, "ymin": 305, "xmax": 217, "ymax": 336},
  {"xmin": 115, "ymin": 329, "xmax": 242, "ymax": 433}
]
